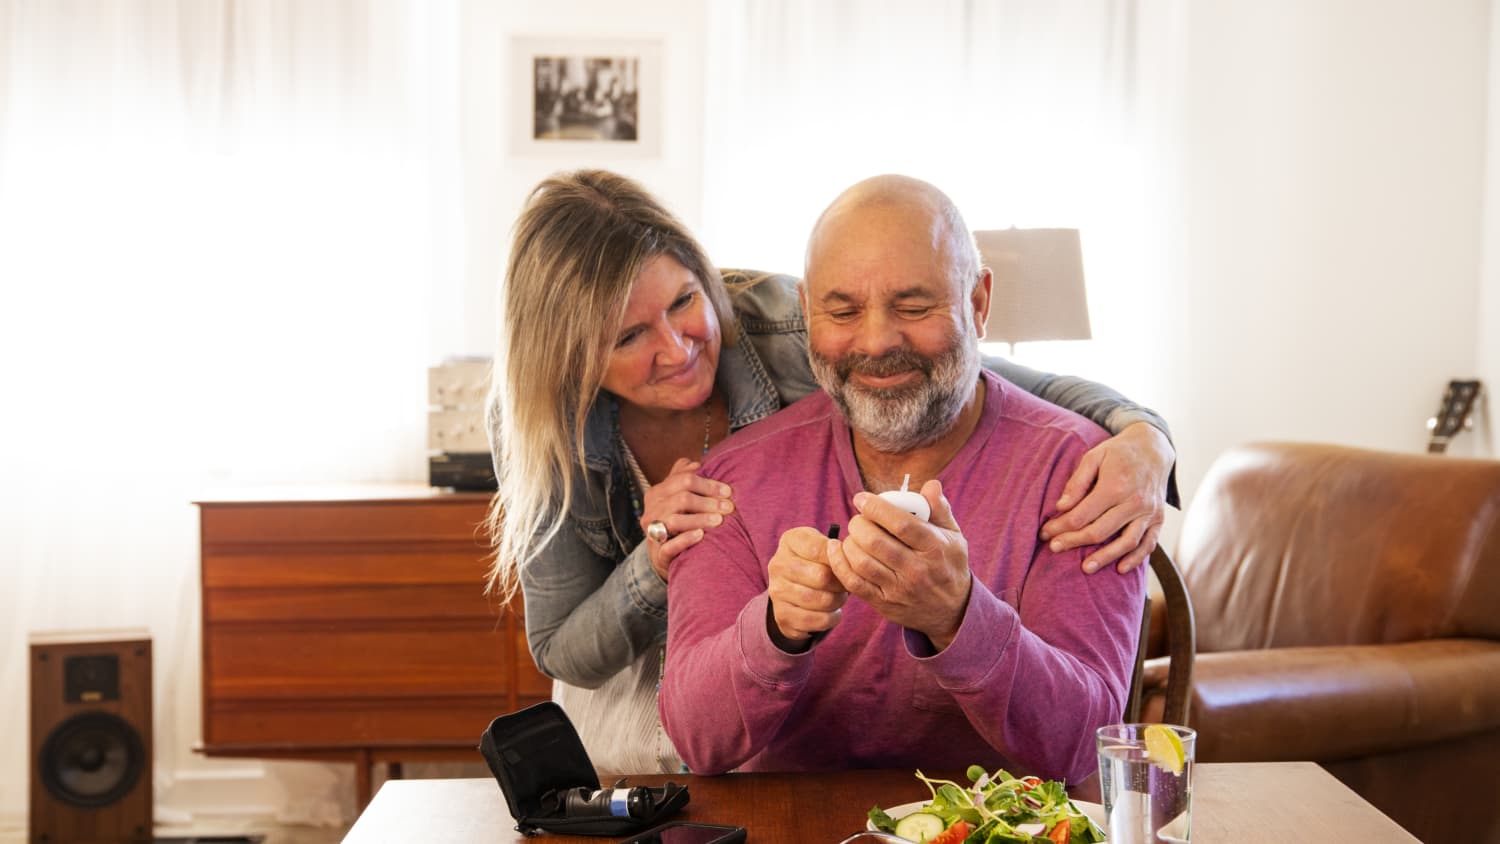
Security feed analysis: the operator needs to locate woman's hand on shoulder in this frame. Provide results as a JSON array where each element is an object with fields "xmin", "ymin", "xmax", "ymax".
[
  {"xmin": 641, "ymin": 458, "xmax": 735, "ymax": 581},
  {"xmin": 1040, "ymin": 422, "xmax": 1175, "ymax": 575}
]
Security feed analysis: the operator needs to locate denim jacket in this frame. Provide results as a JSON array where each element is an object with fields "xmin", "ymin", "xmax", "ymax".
[{"xmin": 513, "ymin": 272, "xmax": 1172, "ymax": 689}]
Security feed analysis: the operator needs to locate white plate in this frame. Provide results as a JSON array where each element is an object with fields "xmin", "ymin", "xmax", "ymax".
[{"xmin": 868, "ymin": 799, "xmax": 1108, "ymax": 838}]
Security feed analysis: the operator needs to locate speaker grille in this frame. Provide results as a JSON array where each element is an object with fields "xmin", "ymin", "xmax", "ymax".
[{"xmin": 38, "ymin": 711, "xmax": 146, "ymax": 808}]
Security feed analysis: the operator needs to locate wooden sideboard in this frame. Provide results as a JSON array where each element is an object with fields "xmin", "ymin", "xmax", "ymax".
[{"xmin": 194, "ymin": 485, "xmax": 550, "ymax": 806}]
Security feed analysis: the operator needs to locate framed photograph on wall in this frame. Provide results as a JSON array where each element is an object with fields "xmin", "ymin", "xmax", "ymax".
[{"xmin": 512, "ymin": 36, "xmax": 663, "ymax": 157}]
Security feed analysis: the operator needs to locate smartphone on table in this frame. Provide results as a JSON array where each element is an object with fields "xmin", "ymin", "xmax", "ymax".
[{"xmin": 618, "ymin": 821, "xmax": 747, "ymax": 844}]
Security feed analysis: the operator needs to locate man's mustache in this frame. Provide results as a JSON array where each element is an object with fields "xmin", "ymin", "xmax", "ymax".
[{"xmin": 836, "ymin": 348, "xmax": 932, "ymax": 382}]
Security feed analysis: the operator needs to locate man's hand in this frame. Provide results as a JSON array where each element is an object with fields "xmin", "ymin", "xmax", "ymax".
[
  {"xmin": 827, "ymin": 480, "xmax": 972, "ymax": 651},
  {"xmin": 767, "ymin": 526, "xmax": 849, "ymax": 650},
  {"xmin": 1040, "ymin": 422, "xmax": 1174, "ymax": 574}
]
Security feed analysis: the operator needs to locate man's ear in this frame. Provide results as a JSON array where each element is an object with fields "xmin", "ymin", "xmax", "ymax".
[
  {"xmin": 971, "ymin": 267, "xmax": 993, "ymax": 340},
  {"xmin": 798, "ymin": 280, "xmax": 809, "ymax": 321}
]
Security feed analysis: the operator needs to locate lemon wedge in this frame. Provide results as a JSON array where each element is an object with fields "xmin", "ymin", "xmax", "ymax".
[{"xmin": 1143, "ymin": 724, "xmax": 1186, "ymax": 775}]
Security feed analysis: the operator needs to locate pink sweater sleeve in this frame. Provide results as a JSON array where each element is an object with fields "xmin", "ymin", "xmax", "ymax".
[
  {"xmin": 909, "ymin": 555, "xmax": 1143, "ymax": 782},
  {"xmin": 658, "ymin": 506, "xmax": 813, "ymax": 774}
]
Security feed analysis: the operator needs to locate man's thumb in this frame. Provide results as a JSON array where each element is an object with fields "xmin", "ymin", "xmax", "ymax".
[{"xmin": 922, "ymin": 479, "xmax": 957, "ymax": 530}]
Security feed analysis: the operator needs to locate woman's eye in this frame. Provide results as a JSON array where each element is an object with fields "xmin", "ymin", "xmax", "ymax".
[
  {"xmin": 615, "ymin": 329, "xmax": 642, "ymax": 349},
  {"xmin": 670, "ymin": 291, "xmax": 696, "ymax": 311}
]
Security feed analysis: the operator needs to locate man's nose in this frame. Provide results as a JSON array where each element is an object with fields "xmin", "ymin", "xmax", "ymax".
[{"xmin": 850, "ymin": 310, "xmax": 903, "ymax": 357}]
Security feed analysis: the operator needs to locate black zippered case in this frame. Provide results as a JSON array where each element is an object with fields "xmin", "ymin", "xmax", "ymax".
[{"xmin": 479, "ymin": 701, "xmax": 690, "ymax": 836}]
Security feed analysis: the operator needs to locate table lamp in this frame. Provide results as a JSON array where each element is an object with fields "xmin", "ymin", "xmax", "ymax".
[{"xmin": 972, "ymin": 227, "xmax": 1091, "ymax": 355}]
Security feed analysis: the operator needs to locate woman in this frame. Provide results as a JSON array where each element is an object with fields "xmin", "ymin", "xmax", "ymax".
[{"xmin": 487, "ymin": 169, "xmax": 1175, "ymax": 774}]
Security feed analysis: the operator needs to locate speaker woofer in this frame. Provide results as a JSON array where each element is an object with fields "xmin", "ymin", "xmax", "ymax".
[{"xmin": 38, "ymin": 711, "xmax": 146, "ymax": 808}]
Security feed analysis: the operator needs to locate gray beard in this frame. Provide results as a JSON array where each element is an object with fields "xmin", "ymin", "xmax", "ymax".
[{"xmin": 809, "ymin": 335, "xmax": 981, "ymax": 453}]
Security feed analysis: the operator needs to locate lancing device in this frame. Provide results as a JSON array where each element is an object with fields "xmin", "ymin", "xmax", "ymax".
[{"xmin": 878, "ymin": 473, "xmax": 931, "ymax": 521}]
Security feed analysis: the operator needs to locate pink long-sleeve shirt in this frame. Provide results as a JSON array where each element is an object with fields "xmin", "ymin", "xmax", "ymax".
[{"xmin": 660, "ymin": 372, "xmax": 1145, "ymax": 783}]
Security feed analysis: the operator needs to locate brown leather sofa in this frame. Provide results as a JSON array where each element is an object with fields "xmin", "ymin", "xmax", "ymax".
[{"xmin": 1150, "ymin": 441, "xmax": 1500, "ymax": 843}]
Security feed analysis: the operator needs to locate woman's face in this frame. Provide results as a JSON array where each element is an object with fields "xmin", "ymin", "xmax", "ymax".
[{"xmin": 601, "ymin": 254, "xmax": 722, "ymax": 413}]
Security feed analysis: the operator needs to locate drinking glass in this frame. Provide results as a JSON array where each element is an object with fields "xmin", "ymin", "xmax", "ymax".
[{"xmin": 1096, "ymin": 723, "xmax": 1195, "ymax": 844}]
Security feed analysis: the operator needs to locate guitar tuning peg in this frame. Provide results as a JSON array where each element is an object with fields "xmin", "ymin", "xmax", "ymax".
[
  {"xmin": 1426, "ymin": 417, "xmax": 1438, "ymax": 431},
  {"xmin": 1464, "ymin": 417, "xmax": 1475, "ymax": 431}
]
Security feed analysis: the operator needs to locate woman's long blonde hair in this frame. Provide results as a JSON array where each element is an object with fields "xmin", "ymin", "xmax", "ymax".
[{"xmin": 485, "ymin": 169, "xmax": 736, "ymax": 602}]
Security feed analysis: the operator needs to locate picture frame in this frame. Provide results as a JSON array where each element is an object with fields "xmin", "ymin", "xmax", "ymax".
[{"xmin": 511, "ymin": 36, "xmax": 663, "ymax": 158}]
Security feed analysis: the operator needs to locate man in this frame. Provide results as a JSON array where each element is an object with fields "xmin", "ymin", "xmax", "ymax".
[{"xmin": 659, "ymin": 175, "xmax": 1146, "ymax": 783}]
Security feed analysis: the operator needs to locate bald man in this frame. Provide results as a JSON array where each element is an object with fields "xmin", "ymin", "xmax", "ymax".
[{"xmin": 658, "ymin": 175, "xmax": 1146, "ymax": 783}]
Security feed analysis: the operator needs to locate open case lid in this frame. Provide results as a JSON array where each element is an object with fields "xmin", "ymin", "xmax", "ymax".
[{"xmin": 480, "ymin": 701, "xmax": 601, "ymax": 821}]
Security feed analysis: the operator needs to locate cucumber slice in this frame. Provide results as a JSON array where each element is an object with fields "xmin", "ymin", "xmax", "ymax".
[{"xmin": 893, "ymin": 812, "xmax": 946, "ymax": 842}]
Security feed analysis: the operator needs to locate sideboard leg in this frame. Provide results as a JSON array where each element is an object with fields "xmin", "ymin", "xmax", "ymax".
[{"xmin": 354, "ymin": 749, "xmax": 374, "ymax": 808}]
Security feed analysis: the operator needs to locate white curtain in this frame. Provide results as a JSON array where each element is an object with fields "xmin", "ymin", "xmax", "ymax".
[
  {"xmin": 699, "ymin": 0, "xmax": 1189, "ymax": 419},
  {"xmin": 0, "ymin": 0, "xmax": 461, "ymax": 826}
]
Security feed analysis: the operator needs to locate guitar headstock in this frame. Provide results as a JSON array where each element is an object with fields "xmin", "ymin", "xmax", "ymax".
[{"xmin": 1427, "ymin": 379, "xmax": 1482, "ymax": 453}]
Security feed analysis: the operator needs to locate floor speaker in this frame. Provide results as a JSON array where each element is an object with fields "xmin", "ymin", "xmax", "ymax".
[{"xmin": 30, "ymin": 630, "xmax": 152, "ymax": 844}]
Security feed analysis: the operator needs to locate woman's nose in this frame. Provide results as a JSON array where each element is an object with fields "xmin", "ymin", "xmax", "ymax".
[{"xmin": 652, "ymin": 321, "xmax": 691, "ymax": 365}]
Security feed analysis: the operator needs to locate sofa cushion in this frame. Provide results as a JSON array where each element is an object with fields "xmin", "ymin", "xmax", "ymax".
[
  {"xmin": 1179, "ymin": 638, "xmax": 1500, "ymax": 762},
  {"xmin": 1177, "ymin": 442, "xmax": 1500, "ymax": 652}
]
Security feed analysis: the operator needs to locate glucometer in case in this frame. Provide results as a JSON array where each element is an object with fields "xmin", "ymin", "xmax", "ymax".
[{"xmin": 479, "ymin": 701, "xmax": 689, "ymax": 836}]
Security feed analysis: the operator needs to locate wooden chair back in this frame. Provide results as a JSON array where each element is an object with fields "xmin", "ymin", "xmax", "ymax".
[{"xmin": 1124, "ymin": 545, "xmax": 1195, "ymax": 726}]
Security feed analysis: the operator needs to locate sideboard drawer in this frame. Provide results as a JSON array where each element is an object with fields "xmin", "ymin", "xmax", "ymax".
[{"xmin": 196, "ymin": 488, "xmax": 550, "ymax": 761}]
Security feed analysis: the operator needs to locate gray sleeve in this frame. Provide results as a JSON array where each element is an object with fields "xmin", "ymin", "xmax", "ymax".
[
  {"xmin": 520, "ymin": 516, "xmax": 669, "ymax": 689},
  {"xmin": 984, "ymin": 355, "xmax": 1180, "ymax": 507},
  {"xmin": 490, "ymin": 394, "xmax": 669, "ymax": 687},
  {"xmin": 983, "ymin": 354, "xmax": 1172, "ymax": 440}
]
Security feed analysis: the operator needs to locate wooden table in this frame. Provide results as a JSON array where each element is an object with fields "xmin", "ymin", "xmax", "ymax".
[{"xmin": 342, "ymin": 763, "xmax": 1420, "ymax": 842}]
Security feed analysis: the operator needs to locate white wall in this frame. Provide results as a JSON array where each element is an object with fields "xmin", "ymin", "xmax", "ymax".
[
  {"xmin": 1175, "ymin": 0, "xmax": 1491, "ymax": 503},
  {"xmin": 1479, "ymin": 0, "xmax": 1500, "ymax": 453},
  {"xmin": 444, "ymin": 0, "xmax": 707, "ymax": 360}
]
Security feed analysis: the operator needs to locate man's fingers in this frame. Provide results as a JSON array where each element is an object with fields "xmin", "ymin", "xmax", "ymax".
[
  {"xmin": 851, "ymin": 491, "xmax": 934, "ymax": 550},
  {"xmin": 828, "ymin": 532, "xmax": 895, "ymax": 600},
  {"xmin": 1054, "ymin": 447, "xmax": 1104, "ymax": 512},
  {"xmin": 920, "ymin": 480, "xmax": 957, "ymax": 532},
  {"xmin": 779, "ymin": 525, "xmax": 835, "ymax": 562}
]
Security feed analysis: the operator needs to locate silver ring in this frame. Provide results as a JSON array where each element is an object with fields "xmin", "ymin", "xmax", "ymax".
[{"xmin": 646, "ymin": 520, "xmax": 670, "ymax": 544}]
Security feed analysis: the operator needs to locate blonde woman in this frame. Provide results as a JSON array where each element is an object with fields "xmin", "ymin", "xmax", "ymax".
[{"xmin": 487, "ymin": 169, "xmax": 1176, "ymax": 774}]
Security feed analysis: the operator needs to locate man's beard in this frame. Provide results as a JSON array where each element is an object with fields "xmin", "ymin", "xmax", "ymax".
[{"xmin": 808, "ymin": 328, "xmax": 981, "ymax": 454}]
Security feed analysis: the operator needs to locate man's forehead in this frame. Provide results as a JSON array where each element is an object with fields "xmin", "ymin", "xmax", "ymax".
[{"xmin": 813, "ymin": 280, "xmax": 943, "ymax": 303}]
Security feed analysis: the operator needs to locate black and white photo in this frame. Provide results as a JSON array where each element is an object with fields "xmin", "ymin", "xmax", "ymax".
[{"xmin": 512, "ymin": 37, "xmax": 661, "ymax": 157}]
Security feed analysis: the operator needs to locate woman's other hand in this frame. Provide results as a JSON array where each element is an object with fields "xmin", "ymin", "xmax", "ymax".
[
  {"xmin": 641, "ymin": 457, "xmax": 735, "ymax": 580},
  {"xmin": 1040, "ymin": 422, "xmax": 1175, "ymax": 574}
]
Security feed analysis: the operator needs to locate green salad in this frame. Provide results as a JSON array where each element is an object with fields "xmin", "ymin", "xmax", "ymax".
[{"xmin": 868, "ymin": 765, "xmax": 1106, "ymax": 844}]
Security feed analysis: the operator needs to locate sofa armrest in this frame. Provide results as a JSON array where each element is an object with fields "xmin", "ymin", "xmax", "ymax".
[{"xmin": 1180, "ymin": 639, "xmax": 1500, "ymax": 762}]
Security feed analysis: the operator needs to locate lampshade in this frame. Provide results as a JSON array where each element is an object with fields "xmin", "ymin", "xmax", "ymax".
[{"xmin": 973, "ymin": 228, "xmax": 1091, "ymax": 347}]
